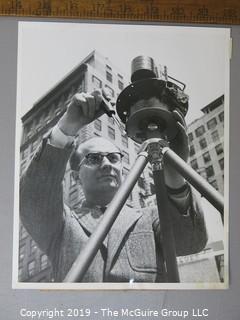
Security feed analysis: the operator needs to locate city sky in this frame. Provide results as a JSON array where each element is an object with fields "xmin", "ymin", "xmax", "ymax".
[{"xmin": 17, "ymin": 22, "xmax": 230, "ymax": 125}]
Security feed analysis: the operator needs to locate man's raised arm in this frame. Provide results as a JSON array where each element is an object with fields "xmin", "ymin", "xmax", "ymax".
[{"xmin": 20, "ymin": 90, "xmax": 104, "ymax": 254}]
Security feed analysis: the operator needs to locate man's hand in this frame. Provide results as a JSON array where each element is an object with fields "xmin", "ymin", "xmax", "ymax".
[
  {"xmin": 164, "ymin": 109, "xmax": 189, "ymax": 189},
  {"xmin": 58, "ymin": 90, "xmax": 104, "ymax": 136}
]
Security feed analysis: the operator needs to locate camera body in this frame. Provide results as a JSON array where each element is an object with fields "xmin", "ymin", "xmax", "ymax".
[{"xmin": 116, "ymin": 56, "xmax": 189, "ymax": 143}]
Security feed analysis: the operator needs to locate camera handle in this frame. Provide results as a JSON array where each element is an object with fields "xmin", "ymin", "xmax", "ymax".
[{"xmin": 63, "ymin": 138, "xmax": 224, "ymax": 283}]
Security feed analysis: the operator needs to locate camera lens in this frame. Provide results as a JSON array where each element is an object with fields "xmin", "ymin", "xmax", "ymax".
[{"xmin": 131, "ymin": 56, "xmax": 157, "ymax": 82}]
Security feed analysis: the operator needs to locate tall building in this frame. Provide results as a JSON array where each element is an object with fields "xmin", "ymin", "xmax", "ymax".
[
  {"xmin": 187, "ymin": 95, "xmax": 224, "ymax": 194},
  {"xmin": 184, "ymin": 95, "xmax": 225, "ymax": 282},
  {"xmin": 18, "ymin": 50, "xmax": 149, "ymax": 282}
]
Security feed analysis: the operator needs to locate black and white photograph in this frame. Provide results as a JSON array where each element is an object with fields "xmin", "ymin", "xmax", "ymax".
[{"xmin": 13, "ymin": 21, "xmax": 230, "ymax": 289}]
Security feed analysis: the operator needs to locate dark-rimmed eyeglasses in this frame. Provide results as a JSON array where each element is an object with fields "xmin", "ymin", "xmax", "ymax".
[{"xmin": 79, "ymin": 152, "xmax": 123, "ymax": 168}]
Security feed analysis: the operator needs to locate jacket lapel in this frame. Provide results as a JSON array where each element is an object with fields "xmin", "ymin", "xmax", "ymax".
[
  {"xmin": 74, "ymin": 206, "xmax": 108, "ymax": 247},
  {"xmin": 105, "ymin": 206, "xmax": 142, "ymax": 274},
  {"xmin": 74, "ymin": 204, "xmax": 143, "ymax": 271}
]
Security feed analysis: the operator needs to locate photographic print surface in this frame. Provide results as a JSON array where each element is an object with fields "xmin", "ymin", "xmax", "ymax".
[{"xmin": 13, "ymin": 21, "xmax": 230, "ymax": 289}]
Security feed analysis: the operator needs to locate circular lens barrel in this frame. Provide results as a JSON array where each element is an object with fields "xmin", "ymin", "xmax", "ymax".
[{"xmin": 131, "ymin": 56, "xmax": 157, "ymax": 82}]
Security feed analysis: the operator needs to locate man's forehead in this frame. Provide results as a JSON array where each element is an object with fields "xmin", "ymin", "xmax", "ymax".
[{"xmin": 78, "ymin": 138, "xmax": 119, "ymax": 155}]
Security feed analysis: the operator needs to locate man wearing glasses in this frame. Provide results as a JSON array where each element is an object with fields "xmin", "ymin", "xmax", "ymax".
[{"xmin": 20, "ymin": 90, "xmax": 207, "ymax": 283}]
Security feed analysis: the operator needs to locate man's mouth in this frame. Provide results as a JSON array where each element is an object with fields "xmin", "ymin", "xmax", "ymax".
[{"xmin": 98, "ymin": 175, "xmax": 117, "ymax": 182}]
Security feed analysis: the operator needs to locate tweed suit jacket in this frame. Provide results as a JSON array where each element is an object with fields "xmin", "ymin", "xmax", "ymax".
[{"xmin": 20, "ymin": 139, "xmax": 207, "ymax": 282}]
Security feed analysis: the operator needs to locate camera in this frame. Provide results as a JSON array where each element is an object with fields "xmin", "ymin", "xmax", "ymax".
[{"xmin": 116, "ymin": 56, "xmax": 189, "ymax": 143}]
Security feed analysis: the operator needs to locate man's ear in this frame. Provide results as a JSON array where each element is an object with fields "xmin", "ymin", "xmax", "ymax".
[{"xmin": 72, "ymin": 171, "xmax": 82, "ymax": 185}]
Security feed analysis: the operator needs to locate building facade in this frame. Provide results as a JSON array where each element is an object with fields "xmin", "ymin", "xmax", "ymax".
[
  {"xmin": 18, "ymin": 51, "xmax": 149, "ymax": 282},
  {"xmin": 187, "ymin": 95, "xmax": 224, "ymax": 194},
  {"xmin": 186, "ymin": 95, "xmax": 225, "ymax": 282}
]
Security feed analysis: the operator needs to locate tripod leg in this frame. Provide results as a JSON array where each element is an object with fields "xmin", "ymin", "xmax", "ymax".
[
  {"xmin": 147, "ymin": 139, "xmax": 180, "ymax": 282},
  {"xmin": 152, "ymin": 167, "xmax": 180, "ymax": 282},
  {"xmin": 63, "ymin": 151, "xmax": 149, "ymax": 282},
  {"xmin": 163, "ymin": 147, "xmax": 224, "ymax": 220}
]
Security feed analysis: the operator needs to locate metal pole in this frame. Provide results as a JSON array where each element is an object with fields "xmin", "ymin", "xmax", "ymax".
[
  {"xmin": 64, "ymin": 151, "xmax": 149, "ymax": 282},
  {"xmin": 152, "ymin": 168, "xmax": 180, "ymax": 282},
  {"xmin": 148, "ymin": 140, "xmax": 180, "ymax": 282},
  {"xmin": 163, "ymin": 147, "xmax": 224, "ymax": 219}
]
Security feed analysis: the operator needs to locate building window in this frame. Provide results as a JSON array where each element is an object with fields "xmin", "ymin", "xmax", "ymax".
[
  {"xmin": 206, "ymin": 165, "xmax": 214, "ymax": 177},
  {"xmin": 207, "ymin": 117, "xmax": 217, "ymax": 130},
  {"xmin": 215, "ymin": 143, "xmax": 223, "ymax": 155},
  {"xmin": 94, "ymin": 119, "xmax": 102, "ymax": 131},
  {"xmin": 203, "ymin": 151, "xmax": 211, "ymax": 163},
  {"xmin": 122, "ymin": 151, "xmax": 130, "ymax": 164},
  {"xmin": 106, "ymin": 64, "xmax": 112, "ymax": 71},
  {"xmin": 211, "ymin": 130, "xmax": 219, "ymax": 142},
  {"xmin": 195, "ymin": 125, "xmax": 205, "ymax": 137},
  {"xmin": 219, "ymin": 111, "xmax": 224, "ymax": 122},
  {"xmin": 189, "ymin": 145, "xmax": 195, "ymax": 156},
  {"xmin": 30, "ymin": 239, "xmax": 37, "ymax": 254},
  {"xmin": 190, "ymin": 159, "xmax": 198, "ymax": 170},
  {"xmin": 118, "ymin": 73, "xmax": 123, "ymax": 80},
  {"xmin": 28, "ymin": 260, "xmax": 36, "ymax": 277},
  {"xmin": 108, "ymin": 126, "xmax": 115, "ymax": 140},
  {"xmin": 121, "ymin": 134, "xmax": 128, "ymax": 148},
  {"xmin": 199, "ymin": 138, "xmax": 207, "ymax": 149},
  {"xmin": 92, "ymin": 75, "xmax": 102, "ymax": 89},
  {"xmin": 106, "ymin": 71, "xmax": 113, "ymax": 83},
  {"xmin": 40, "ymin": 254, "xmax": 48, "ymax": 270},
  {"xmin": 118, "ymin": 80, "xmax": 124, "ymax": 90},
  {"xmin": 210, "ymin": 180, "xmax": 218, "ymax": 190},
  {"xmin": 188, "ymin": 132, "xmax": 193, "ymax": 142},
  {"xmin": 105, "ymin": 85, "xmax": 114, "ymax": 97},
  {"xmin": 219, "ymin": 158, "xmax": 224, "ymax": 170}
]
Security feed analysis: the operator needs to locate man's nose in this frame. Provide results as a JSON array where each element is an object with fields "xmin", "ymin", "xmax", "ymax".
[{"xmin": 100, "ymin": 155, "xmax": 112, "ymax": 169}]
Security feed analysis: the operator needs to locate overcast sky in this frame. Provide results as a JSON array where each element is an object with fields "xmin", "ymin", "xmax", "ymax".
[{"xmin": 17, "ymin": 22, "xmax": 230, "ymax": 124}]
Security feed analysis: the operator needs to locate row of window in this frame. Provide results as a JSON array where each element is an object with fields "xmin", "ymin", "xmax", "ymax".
[
  {"xmin": 190, "ymin": 142, "xmax": 223, "ymax": 158},
  {"xmin": 94, "ymin": 119, "xmax": 130, "ymax": 150},
  {"xmin": 188, "ymin": 111, "xmax": 224, "ymax": 142},
  {"xmin": 190, "ymin": 158, "xmax": 224, "ymax": 175},
  {"xmin": 93, "ymin": 74, "xmax": 117, "ymax": 98},
  {"xmin": 189, "ymin": 131, "xmax": 221, "ymax": 156},
  {"xmin": 23, "ymin": 81, "xmax": 84, "ymax": 142},
  {"xmin": 105, "ymin": 65, "xmax": 124, "ymax": 89}
]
